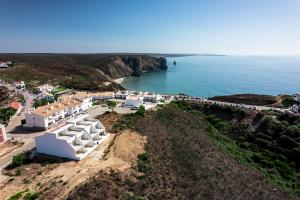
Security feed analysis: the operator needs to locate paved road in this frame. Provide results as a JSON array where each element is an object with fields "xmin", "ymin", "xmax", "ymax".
[{"xmin": 175, "ymin": 96, "xmax": 289, "ymax": 113}]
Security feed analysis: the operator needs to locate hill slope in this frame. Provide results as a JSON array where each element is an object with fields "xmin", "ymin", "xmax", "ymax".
[
  {"xmin": 0, "ymin": 54, "xmax": 167, "ymax": 91},
  {"xmin": 67, "ymin": 104, "xmax": 296, "ymax": 200}
]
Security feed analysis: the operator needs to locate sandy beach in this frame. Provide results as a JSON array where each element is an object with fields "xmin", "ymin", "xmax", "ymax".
[{"xmin": 113, "ymin": 78, "xmax": 124, "ymax": 84}]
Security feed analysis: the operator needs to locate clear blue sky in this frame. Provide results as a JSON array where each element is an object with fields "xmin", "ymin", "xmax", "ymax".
[{"xmin": 0, "ymin": 0, "xmax": 299, "ymax": 55}]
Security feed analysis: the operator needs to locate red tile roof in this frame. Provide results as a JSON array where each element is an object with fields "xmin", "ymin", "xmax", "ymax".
[{"xmin": 8, "ymin": 102, "xmax": 22, "ymax": 111}]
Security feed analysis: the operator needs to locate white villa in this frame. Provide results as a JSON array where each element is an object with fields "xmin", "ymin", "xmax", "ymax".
[
  {"xmin": 25, "ymin": 96, "xmax": 92, "ymax": 130},
  {"xmin": 125, "ymin": 95, "xmax": 144, "ymax": 108},
  {"xmin": 35, "ymin": 114, "xmax": 108, "ymax": 160}
]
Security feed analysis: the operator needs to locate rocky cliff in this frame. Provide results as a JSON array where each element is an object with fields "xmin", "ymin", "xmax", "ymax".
[{"xmin": 0, "ymin": 54, "xmax": 168, "ymax": 91}]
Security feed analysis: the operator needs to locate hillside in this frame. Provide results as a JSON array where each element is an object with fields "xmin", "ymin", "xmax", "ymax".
[
  {"xmin": 67, "ymin": 103, "xmax": 297, "ymax": 200},
  {"xmin": 0, "ymin": 54, "xmax": 167, "ymax": 91}
]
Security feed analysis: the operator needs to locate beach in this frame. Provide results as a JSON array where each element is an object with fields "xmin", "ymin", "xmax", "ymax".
[{"xmin": 113, "ymin": 78, "xmax": 124, "ymax": 84}]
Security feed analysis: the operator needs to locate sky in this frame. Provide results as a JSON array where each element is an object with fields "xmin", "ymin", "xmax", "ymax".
[{"xmin": 0, "ymin": 0, "xmax": 300, "ymax": 55}]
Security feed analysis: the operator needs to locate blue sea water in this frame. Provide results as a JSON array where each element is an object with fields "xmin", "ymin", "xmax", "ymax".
[{"xmin": 121, "ymin": 56, "xmax": 300, "ymax": 98}]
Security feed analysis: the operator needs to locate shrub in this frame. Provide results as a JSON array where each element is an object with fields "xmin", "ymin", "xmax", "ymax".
[
  {"xmin": 23, "ymin": 191, "xmax": 40, "ymax": 200},
  {"xmin": 11, "ymin": 152, "xmax": 29, "ymax": 168},
  {"xmin": 135, "ymin": 105, "xmax": 146, "ymax": 116},
  {"xmin": 282, "ymin": 96, "xmax": 295, "ymax": 108},
  {"xmin": 137, "ymin": 160, "xmax": 150, "ymax": 173},
  {"xmin": 137, "ymin": 152, "xmax": 149, "ymax": 161},
  {"xmin": 106, "ymin": 100, "xmax": 117, "ymax": 111},
  {"xmin": 170, "ymin": 100, "xmax": 192, "ymax": 111}
]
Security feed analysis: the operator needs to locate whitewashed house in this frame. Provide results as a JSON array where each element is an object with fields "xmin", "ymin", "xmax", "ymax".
[
  {"xmin": 35, "ymin": 114, "xmax": 108, "ymax": 160},
  {"xmin": 115, "ymin": 91, "xmax": 129, "ymax": 99},
  {"xmin": 0, "ymin": 124, "xmax": 8, "ymax": 144},
  {"xmin": 125, "ymin": 95, "xmax": 144, "ymax": 108},
  {"xmin": 25, "ymin": 97, "xmax": 90, "ymax": 130}
]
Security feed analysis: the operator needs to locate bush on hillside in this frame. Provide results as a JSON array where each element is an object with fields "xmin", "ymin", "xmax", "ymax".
[
  {"xmin": 282, "ymin": 96, "xmax": 295, "ymax": 108},
  {"xmin": 11, "ymin": 152, "xmax": 29, "ymax": 168},
  {"xmin": 135, "ymin": 105, "xmax": 146, "ymax": 116}
]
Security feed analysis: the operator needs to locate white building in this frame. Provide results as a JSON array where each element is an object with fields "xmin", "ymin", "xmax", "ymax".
[
  {"xmin": 74, "ymin": 91, "xmax": 115, "ymax": 101},
  {"xmin": 25, "ymin": 96, "xmax": 92, "ymax": 130},
  {"xmin": 125, "ymin": 95, "xmax": 144, "ymax": 108},
  {"xmin": 14, "ymin": 81, "xmax": 25, "ymax": 89},
  {"xmin": 0, "ymin": 62, "xmax": 8, "ymax": 68},
  {"xmin": 37, "ymin": 84, "xmax": 54, "ymax": 93},
  {"xmin": 35, "ymin": 114, "xmax": 108, "ymax": 160},
  {"xmin": 143, "ymin": 92, "xmax": 163, "ymax": 103},
  {"xmin": 290, "ymin": 104, "xmax": 299, "ymax": 113},
  {"xmin": 0, "ymin": 124, "xmax": 8, "ymax": 144},
  {"xmin": 91, "ymin": 92, "xmax": 115, "ymax": 100},
  {"xmin": 115, "ymin": 90, "xmax": 129, "ymax": 99}
]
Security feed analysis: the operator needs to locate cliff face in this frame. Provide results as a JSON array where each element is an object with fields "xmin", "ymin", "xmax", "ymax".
[
  {"xmin": 0, "ymin": 54, "xmax": 168, "ymax": 91},
  {"xmin": 121, "ymin": 56, "xmax": 167, "ymax": 76}
]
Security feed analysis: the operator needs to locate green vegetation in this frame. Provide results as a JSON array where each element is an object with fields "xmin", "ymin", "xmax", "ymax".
[
  {"xmin": 106, "ymin": 100, "xmax": 117, "ymax": 111},
  {"xmin": 137, "ymin": 152, "xmax": 150, "ymax": 173},
  {"xmin": 33, "ymin": 99, "xmax": 54, "ymax": 108},
  {"xmin": 11, "ymin": 152, "xmax": 29, "ymax": 168},
  {"xmin": 135, "ymin": 105, "xmax": 146, "ymax": 116},
  {"xmin": 202, "ymin": 107, "xmax": 300, "ymax": 196},
  {"xmin": 205, "ymin": 103, "xmax": 247, "ymax": 120},
  {"xmin": 51, "ymin": 86, "xmax": 69, "ymax": 95},
  {"xmin": 282, "ymin": 96, "xmax": 295, "ymax": 108},
  {"xmin": 8, "ymin": 189, "xmax": 39, "ymax": 200},
  {"xmin": 0, "ymin": 107, "xmax": 16, "ymax": 125},
  {"xmin": 23, "ymin": 191, "xmax": 40, "ymax": 200}
]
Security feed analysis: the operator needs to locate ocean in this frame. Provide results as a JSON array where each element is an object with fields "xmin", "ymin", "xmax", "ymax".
[{"xmin": 121, "ymin": 56, "xmax": 300, "ymax": 98}]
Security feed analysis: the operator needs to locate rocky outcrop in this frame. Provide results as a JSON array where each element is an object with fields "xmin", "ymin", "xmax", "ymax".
[{"xmin": 121, "ymin": 56, "xmax": 167, "ymax": 76}]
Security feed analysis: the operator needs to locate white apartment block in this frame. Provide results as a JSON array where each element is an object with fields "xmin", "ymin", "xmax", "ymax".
[
  {"xmin": 143, "ymin": 92, "xmax": 163, "ymax": 103},
  {"xmin": 115, "ymin": 90, "xmax": 129, "ymax": 99},
  {"xmin": 35, "ymin": 114, "xmax": 108, "ymax": 160},
  {"xmin": 25, "ymin": 96, "xmax": 92, "ymax": 130},
  {"xmin": 125, "ymin": 95, "xmax": 144, "ymax": 108}
]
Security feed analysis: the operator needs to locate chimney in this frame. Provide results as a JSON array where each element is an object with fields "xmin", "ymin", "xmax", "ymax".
[
  {"xmin": 58, "ymin": 102, "xmax": 61, "ymax": 107},
  {"xmin": 50, "ymin": 106, "xmax": 54, "ymax": 110},
  {"xmin": 45, "ymin": 108, "xmax": 48, "ymax": 113}
]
